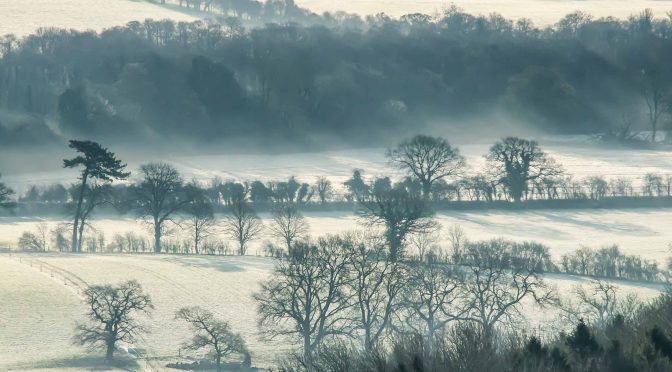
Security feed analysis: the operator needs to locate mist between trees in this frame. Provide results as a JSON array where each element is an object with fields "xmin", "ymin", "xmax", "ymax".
[
  {"xmin": 5, "ymin": 135, "xmax": 672, "ymax": 217},
  {"xmin": 3, "ymin": 5, "xmax": 672, "ymax": 148},
  {"xmin": 3, "ymin": 135, "xmax": 672, "ymax": 282}
]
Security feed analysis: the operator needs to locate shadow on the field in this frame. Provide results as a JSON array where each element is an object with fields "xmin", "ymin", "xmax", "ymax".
[
  {"xmin": 164, "ymin": 255, "xmax": 253, "ymax": 272},
  {"xmin": 13, "ymin": 355, "xmax": 139, "ymax": 371},
  {"xmin": 534, "ymin": 210, "xmax": 657, "ymax": 236}
]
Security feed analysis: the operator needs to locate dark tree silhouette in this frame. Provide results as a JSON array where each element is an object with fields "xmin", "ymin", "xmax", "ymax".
[
  {"xmin": 269, "ymin": 202, "xmax": 308, "ymax": 252},
  {"xmin": 314, "ymin": 177, "xmax": 333, "ymax": 204},
  {"xmin": 63, "ymin": 140, "xmax": 129, "ymax": 252},
  {"xmin": 387, "ymin": 135, "xmax": 465, "ymax": 201},
  {"xmin": 486, "ymin": 137, "xmax": 562, "ymax": 203},
  {"xmin": 358, "ymin": 188, "xmax": 436, "ymax": 261},
  {"xmin": 254, "ymin": 237, "xmax": 356, "ymax": 365},
  {"xmin": 68, "ymin": 183, "xmax": 112, "ymax": 252},
  {"xmin": 176, "ymin": 307, "xmax": 248, "ymax": 372},
  {"xmin": 223, "ymin": 198, "xmax": 263, "ymax": 255},
  {"xmin": 183, "ymin": 189, "xmax": 216, "ymax": 254},
  {"xmin": 74, "ymin": 280, "xmax": 152, "ymax": 364},
  {"xmin": 134, "ymin": 163, "xmax": 192, "ymax": 253}
]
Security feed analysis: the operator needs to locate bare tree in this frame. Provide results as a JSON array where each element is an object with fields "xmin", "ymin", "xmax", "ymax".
[
  {"xmin": 460, "ymin": 240, "xmax": 555, "ymax": 338},
  {"xmin": 560, "ymin": 280, "xmax": 641, "ymax": 328},
  {"xmin": 176, "ymin": 307, "xmax": 248, "ymax": 372},
  {"xmin": 63, "ymin": 140, "xmax": 129, "ymax": 252},
  {"xmin": 184, "ymin": 194, "xmax": 216, "ymax": 255},
  {"xmin": 314, "ymin": 177, "xmax": 333, "ymax": 204},
  {"xmin": 447, "ymin": 224, "xmax": 467, "ymax": 263},
  {"xmin": 348, "ymin": 234, "xmax": 406, "ymax": 351},
  {"xmin": 358, "ymin": 188, "xmax": 436, "ymax": 261},
  {"xmin": 387, "ymin": 135, "xmax": 466, "ymax": 200},
  {"xmin": 223, "ymin": 198, "xmax": 263, "ymax": 255},
  {"xmin": 408, "ymin": 228, "xmax": 441, "ymax": 260},
  {"xmin": 74, "ymin": 280, "xmax": 153, "ymax": 364},
  {"xmin": 401, "ymin": 261, "xmax": 468, "ymax": 349},
  {"xmin": 486, "ymin": 137, "xmax": 562, "ymax": 203},
  {"xmin": 18, "ymin": 222, "xmax": 50, "ymax": 251},
  {"xmin": 641, "ymin": 69, "xmax": 669, "ymax": 143},
  {"xmin": 69, "ymin": 183, "xmax": 111, "ymax": 252},
  {"xmin": 133, "ymin": 163, "xmax": 192, "ymax": 253},
  {"xmin": 269, "ymin": 202, "xmax": 309, "ymax": 252},
  {"xmin": 254, "ymin": 236, "xmax": 356, "ymax": 364}
]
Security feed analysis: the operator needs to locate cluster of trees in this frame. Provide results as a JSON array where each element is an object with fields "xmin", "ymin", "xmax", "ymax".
[
  {"xmin": 253, "ymin": 231, "xmax": 672, "ymax": 371},
  {"xmin": 286, "ymin": 298, "xmax": 672, "ymax": 372},
  {"xmin": 73, "ymin": 280, "xmax": 249, "ymax": 371},
  {"xmin": 254, "ymin": 234, "xmax": 554, "ymax": 364},
  {"xmin": 3, "ymin": 8, "xmax": 672, "ymax": 147},
  {"xmin": 560, "ymin": 245, "xmax": 661, "ymax": 282}
]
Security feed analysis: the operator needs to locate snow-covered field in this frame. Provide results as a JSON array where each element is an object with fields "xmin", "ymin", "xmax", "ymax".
[
  {"xmin": 0, "ymin": 253, "xmax": 663, "ymax": 370},
  {"xmin": 1, "ymin": 207, "xmax": 671, "ymax": 263},
  {"xmin": 0, "ymin": 0, "xmax": 201, "ymax": 37},
  {"xmin": 1, "ymin": 0, "xmax": 671, "ymax": 39},
  {"xmin": 297, "ymin": 0, "xmax": 672, "ymax": 24}
]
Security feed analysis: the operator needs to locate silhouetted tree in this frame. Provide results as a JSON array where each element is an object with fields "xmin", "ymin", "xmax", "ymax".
[
  {"xmin": 254, "ymin": 236, "xmax": 356, "ymax": 365},
  {"xmin": 63, "ymin": 140, "xmax": 129, "ymax": 252},
  {"xmin": 74, "ymin": 280, "xmax": 152, "ymax": 364},
  {"xmin": 314, "ymin": 177, "xmax": 333, "ymax": 204},
  {"xmin": 184, "ymin": 189, "xmax": 216, "ymax": 254},
  {"xmin": 387, "ymin": 135, "xmax": 465, "ymax": 201},
  {"xmin": 223, "ymin": 198, "xmax": 263, "ymax": 255},
  {"xmin": 358, "ymin": 187, "xmax": 436, "ymax": 260},
  {"xmin": 176, "ymin": 306, "xmax": 248, "ymax": 372},
  {"xmin": 269, "ymin": 202, "xmax": 308, "ymax": 252},
  {"xmin": 133, "ymin": 163, "xmax": 192, "ymax": 253},
  {"xmin": 486, "ymin": 137, "xmax": 562, "ymax": 203}
]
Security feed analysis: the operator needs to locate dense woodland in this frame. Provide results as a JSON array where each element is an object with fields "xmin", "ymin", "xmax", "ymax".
[{"xmin": 2, "ymin": 3, "xmax": 672, "ymax": 148}]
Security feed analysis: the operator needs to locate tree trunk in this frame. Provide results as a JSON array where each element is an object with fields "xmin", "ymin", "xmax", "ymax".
[
  {"xmin": 364, "ymin": 325, "xmax": 372, "ymax": 352},
  {"xmin": 303, "ymin": 334, "xmax": 312, "ymax": 367},
  {"xmin": 78, "ymin": 219, "xmax": 85, "ymax": 252},
  {"xmin": 216, "ymin": 354, "xmax": 222, "ymax": 372},
  {"xmin": 105, "ymin": 341, "xmax": 115, "ymax": 364},
  {"xmin": 154, "ymin": 220, "xmax": 162, "ymax": 253},
  {"xmin": 71, "ymin": 172, "xmax": 88, "ymax": 253},
  {"xmin": 422, "ymin": 181, "xmax": 431, "ymax": 201}
]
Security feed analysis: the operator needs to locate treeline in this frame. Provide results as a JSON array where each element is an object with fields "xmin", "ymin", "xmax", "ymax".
[
  {"xmin": 3, "ymin": 6, "xmax": 672, "ymax": 147},
  {"xmin": 9, "ymin": 135, "xmax": 672, "ymax": 214}
]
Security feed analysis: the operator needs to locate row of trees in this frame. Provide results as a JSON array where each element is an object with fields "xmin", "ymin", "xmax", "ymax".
[
  {"xmin": 74, "ymin": 280, "xmax": 249, "ymax": 371},
  {"xmin": 3, "ymin": 8, "xmax": 672, "ymax": 147},
  {"xmin": 15, "ymin": 135, "xmax": 672, "ymax": 213}
]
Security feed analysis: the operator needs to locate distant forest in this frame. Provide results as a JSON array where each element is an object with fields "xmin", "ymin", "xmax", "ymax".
[{"xmin": 1, "ymin": 1, "xmax": 672, "ymax": 149}]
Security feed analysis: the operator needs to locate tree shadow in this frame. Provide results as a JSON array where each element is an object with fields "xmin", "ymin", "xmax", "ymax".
[
  {"xmin": 9, "ymin": 355, "xmax": 139, "ymax": 371},
  {"xmin": 162, "ymin": 255, "xmax": 275, "ymax": 273}
]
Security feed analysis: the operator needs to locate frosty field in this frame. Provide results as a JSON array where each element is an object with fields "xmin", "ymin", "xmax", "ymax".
[
  {"xmin": 0, "ymin": 253, "xmax": 663, "ymax": 370},
  {"xmin": 296, "ymin": 0, "xmax": 672, "ymax": 24},
  {"xmin": 0, "ymin": 0, "xmax": 200, "ymax": 37},
  {"xmin": 1, "ymin": 207, "xmax": 672, "ymax": 263}
]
